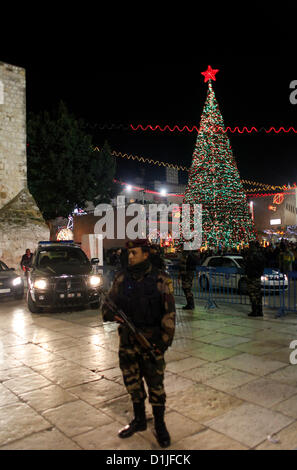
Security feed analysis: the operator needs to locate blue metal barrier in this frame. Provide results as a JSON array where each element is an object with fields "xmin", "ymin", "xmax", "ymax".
[{"xmin": 172, "ymin": 265, "xmax": 296, "ymax": 315}]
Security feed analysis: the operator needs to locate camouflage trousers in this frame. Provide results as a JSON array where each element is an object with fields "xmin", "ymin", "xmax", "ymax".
[
  {"xmin": 181, "ymin": 272, "xmax": 194, "ymax": 304},
  {"xmin": 247, "ymin": 277, "xmax": 262, "ymax": 307},
  {"xmin": 119, "ymin": 341, "xmax": 166, "ymax": 406}
]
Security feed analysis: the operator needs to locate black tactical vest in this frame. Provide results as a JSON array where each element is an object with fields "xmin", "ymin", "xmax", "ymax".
[{"xmin": 117, "ymin": 270, "xmax": 164, "ymax": 328}]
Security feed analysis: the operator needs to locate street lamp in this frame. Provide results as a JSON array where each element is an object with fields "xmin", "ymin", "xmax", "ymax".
[
  {"xmin": 160, "ymin": 188, "xmax": 167, "ymax": 197},
  {"xmin": 125, "ymin": 185, "xmax": 132, "ymax": 192}
]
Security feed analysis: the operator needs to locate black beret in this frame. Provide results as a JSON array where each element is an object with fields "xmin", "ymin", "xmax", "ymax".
[{"xmin": 126, "ymin": 239, "xmax": 150, "ymax": 249}]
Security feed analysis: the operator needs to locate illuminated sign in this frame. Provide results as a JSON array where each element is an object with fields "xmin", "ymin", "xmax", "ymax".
[
  {"xmin": 273, "ymin": 193, "xmax": 284, "ymax": 205},
  {"xmin": 270, "ymin": 219, "xmax": 281, "ymax": 225}
]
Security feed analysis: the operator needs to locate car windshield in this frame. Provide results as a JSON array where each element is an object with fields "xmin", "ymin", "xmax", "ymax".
[
  {"xmin": 36, "ymin": 248, "xmax": 89, "ymax": 268},
  {"xmin": 233, "ymin": 258, "xmax": 245, "ymax": 268}
]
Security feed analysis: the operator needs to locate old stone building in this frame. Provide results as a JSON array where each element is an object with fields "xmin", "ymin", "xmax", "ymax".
[{"xmin": 0, "ymin": 61, "xmax": 49, "ymax": 270}]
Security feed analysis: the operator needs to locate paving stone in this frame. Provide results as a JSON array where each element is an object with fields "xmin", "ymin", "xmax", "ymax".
[
  {"xmin": 97, "ymin": 395, "xmax": 134, "ymax": 426},
  {"xmin": 205, "ymin": 369, "xmax": 257, "ymax": 392},
  {"xmin": 42, "ymin": 400, "xmax": 113, "ymax": 437},
  {"xmin": 0, "ymin": 427, "xmax": 81, "ymax": 450},
  {"xmin": 231, "ymin": 377, "xmax": 297, "ymax": 407},
  {"xmin": 189, "ymin": 344, "xmax": 240, "ymax": 362},
  {"xmin": 167, "ymin": 383, "xmax": 243, "ymax": 424},
  {"xmin": 166, "ymin": 357, "xmax": 207, "ymax": 373},
  {"xmin": 233, "ymin": 340, "xmax": 287, "ymax": 356},
  {"xmin": 267, "ymin": 365, "xmax": 297, "ymax": 386},
  {"xmin": 205, "ymin": 402, "xmax": 293, "ymax": 448},
  {"xmin": 262, "ymin": 347, "xmax": 292, "ymax": 364},
  {"xmin": 33, "ymin": 359, "xmax": 102, "ymax": 388},
  {"xmin": 273, "ymin": 395, "xmax": 297, "ymax": 418},
  {"xmin": 171, "ymin": 428, "xmax": 248, "ymax": 450},
  {"xmin": 180, "ymin": 362, "xmax": 231, "ymax": 383},
  {"xmin": 19, "ymin": 384, "xmax": 78, "ymax": 412},
  {"xmin": 72, "ymin": 421, "xmax": 151, "ymax": 450},
  {"xmin": 0, "ymin": 365, "xmax": 34, "ymax": 382},
  {"xmin": 141, "ymin": 411, "xmax": 205, "ymax": 446},
  {"xmin": 255, "ymin": 421, "xmax": 297, "ymax": 450},
  {"xmin": 0, "ymin": 383, "xmax": 20, "ymax": 407},
  {"xmin": 220, "ymin": 353, "xmax": 287, "ymax": 376},
  {"xmin": 215, "ymin": 325, "xmax": 258, "ymax": 337},
  {"xmin": 0, "ymin": 402, "xmax": 51, "ymax": 447},
  {"xmin": 68, "ymin": 378, "xmax": 127, "ymax": 406},
  {"xmin": 164, "ymin": 372, "xmax": 195, "ymax": 393},
  {"xmin": 4, "ymin": 372, "xmax": 53, "ymax": 395}
]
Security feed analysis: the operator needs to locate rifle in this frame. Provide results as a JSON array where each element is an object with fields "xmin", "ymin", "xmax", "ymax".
[{"xmin": 102, "ymin": 293, "xmax": 158, "ymax": 362}]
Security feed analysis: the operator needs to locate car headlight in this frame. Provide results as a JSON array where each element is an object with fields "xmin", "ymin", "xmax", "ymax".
[
  {"xmin": 34, "ymin": 279, "xmax": 47, "ymax": 290},
  {"xmin": 12, "ymin": 277, "xmax": 22, "ymax": 286},
  {"xmin": 89, "ymin": 275, "xmax": 101, "ymax": 287}
]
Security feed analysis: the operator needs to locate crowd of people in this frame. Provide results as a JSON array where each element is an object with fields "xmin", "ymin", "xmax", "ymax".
[
  {"xmin": 106, "ymin": 240, "xmax": 297, "ymax": 275},
  {"xmin": 200, "ymin": 240, "xmax": 297, "ymax": 274}
]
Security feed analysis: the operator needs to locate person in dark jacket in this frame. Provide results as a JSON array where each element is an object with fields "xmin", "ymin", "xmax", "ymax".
[
  {"xmin": 244, "ymin": 241, "xmax": 265, "ymax": 317},
  {"xmin": 102, "ymin": 239, "xmax": 176, "ymax": 448},
  {"xmin": 20, "ymin": 249, "xmax": 33, "ymax": 276}
]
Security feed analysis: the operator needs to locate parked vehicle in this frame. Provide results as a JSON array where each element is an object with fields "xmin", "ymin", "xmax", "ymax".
[
  {"xmin": 199, "ymin": 255, "xmax": 288, "ymax": 294},
  {"xmin": 0, "ymin": 260, "xmax": 24, "ymax": 300},
  {"xmin": 27, "ymin": 241, "xmax": 102, "ymax": 313}
]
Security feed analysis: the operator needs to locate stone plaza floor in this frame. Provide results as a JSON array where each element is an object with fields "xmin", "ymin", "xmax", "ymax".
[{"xmin": 0, "ymin": 295, "xmax": 297, "ymax": 450}]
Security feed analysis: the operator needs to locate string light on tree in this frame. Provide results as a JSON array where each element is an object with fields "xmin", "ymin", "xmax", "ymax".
[{"xmin": 179, "ymin": 66, "xmax": 257, "ymax": 250}]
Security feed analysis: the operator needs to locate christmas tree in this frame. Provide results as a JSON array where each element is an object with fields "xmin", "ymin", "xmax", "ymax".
[{"xmin": 182, "ymin": 66, "xmax": 257, "ymax": 250}]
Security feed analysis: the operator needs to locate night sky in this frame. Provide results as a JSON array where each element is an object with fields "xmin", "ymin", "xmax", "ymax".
[{"xmin": 2, "ymin": 52, "xmax": 297, "ymax": 188}]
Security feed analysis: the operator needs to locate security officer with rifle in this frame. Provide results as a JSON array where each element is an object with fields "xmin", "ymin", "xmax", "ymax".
[{"xmin": 102, "ymin": 239, "xmax": 176, "ymax": 448}]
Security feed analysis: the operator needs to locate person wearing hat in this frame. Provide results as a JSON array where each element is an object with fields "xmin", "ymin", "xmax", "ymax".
[{"xmin": 102, "ymin": 238, "xmax": 176, "ymax": 448}]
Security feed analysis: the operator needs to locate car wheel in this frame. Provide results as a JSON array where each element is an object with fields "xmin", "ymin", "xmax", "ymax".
[
  {"xmin": 199, "ymin": 275, "xmax": 209, "ymax": 291},
  {"xmin": 238, "ymin": 278, "xmax": 248, "ymax": 295},
  {"xmin": 27, "ymin": 291, "xmax": 43, "ymax": 313}
]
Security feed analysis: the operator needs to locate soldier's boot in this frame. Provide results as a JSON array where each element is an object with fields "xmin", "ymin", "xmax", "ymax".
[
  {"xmin": 248, "ymin": 302, "xmax": 257, "ymax": 317},
  {"xmin": 248, "ymin": 303, "xmax": 263, "ymax": 317},
  {"xmin": 152, "ymin": 405, "xmax": 171, "ymax": 448},
  {"xmin": 256, "ymin": 304, "xmax": 263, "ymax": 317},
  {"xmin": 182, "ymin": 304, "xmax": 191, "ymax": 310},
  {"xmin": 118, "ymin": 401, "xmax": 147, "ymax": 438},
  {"xmin": 182, "ymin": 298, "xmax": 195, "ymax": 310}
]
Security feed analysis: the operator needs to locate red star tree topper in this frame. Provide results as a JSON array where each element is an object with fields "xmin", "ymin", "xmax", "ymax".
[{"xmin": 201, "ymin": 65, "xmax": 219, "ymax": 82}]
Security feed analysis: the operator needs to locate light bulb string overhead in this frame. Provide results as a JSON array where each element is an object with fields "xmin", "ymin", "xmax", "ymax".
[{"xmin": 94, "ymin": 147, "xmax": 296, "ymax": 191}]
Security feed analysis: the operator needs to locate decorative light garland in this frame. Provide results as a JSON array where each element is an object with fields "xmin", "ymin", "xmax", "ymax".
[
  {"xmin": 94, "ymin": 147, "xmax": 296, "ymax": 191},
  {"xmin": 129, "ymin": 124, "xmax": 297, "ymax": 134}
]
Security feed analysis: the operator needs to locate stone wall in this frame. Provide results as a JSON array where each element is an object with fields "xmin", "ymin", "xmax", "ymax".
[
  {"xmin": 0, "ymin": 61, "xmax": 49, "ymax": 271},
  {"xmin": 0, "ymin": 62, "xmax": 27, "ymax": 210},
  {"xmin": 0, "ymin": 188, "xmax": 50, "ymax": 272}
]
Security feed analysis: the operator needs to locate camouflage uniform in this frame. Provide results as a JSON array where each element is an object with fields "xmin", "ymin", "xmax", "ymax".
[
  {"xmin": 246, "ymin": 277, "xmax": 262, "ymax": 310},
  {"xmin": 102, "ymin": 263, "xmax": 176, "ymax": 406},
  {"xmin": 244, "ymin": 242, "xmax": 265, "ymax": 317},
  {"xmin": 178, "ymin": 251, "xmax": 195, "ymax": 309}
]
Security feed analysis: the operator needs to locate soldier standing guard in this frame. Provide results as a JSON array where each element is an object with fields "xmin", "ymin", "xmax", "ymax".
[
  {"xmin": 244, "ymin": 241, "xmax": 265, "ymax": 317},
  {"xmin": 178, "ymin": 250, "xmax": 197, "ymax": 310},
  {"xmin": 102, "ymin": 239, "xmax": 176, "ymax": 448}
]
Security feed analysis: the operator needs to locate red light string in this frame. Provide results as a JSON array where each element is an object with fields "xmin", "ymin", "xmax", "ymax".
[{"xmin": 130, "ymin": 124, "xmax": 297, "ymax": 134}]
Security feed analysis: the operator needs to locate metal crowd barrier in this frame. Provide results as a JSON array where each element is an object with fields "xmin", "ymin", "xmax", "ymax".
[{"xmin": 170, "ymin": 266, "xmax": 295, "ymax": 316}]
